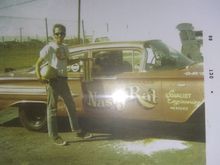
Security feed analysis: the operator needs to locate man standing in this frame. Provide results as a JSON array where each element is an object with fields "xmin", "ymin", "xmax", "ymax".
[{"xmin": 35, "ymin": 24, "xmax": 91, "ymax": 146}]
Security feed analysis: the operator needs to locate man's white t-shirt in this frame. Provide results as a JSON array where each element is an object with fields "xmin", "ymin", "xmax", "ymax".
[{"xmin": 40, "ymin": 42, "xmax": 69, "ymax": 77}]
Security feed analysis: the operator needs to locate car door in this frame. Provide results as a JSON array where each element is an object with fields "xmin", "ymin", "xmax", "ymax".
[{"xmin": 82, "ymin": 48, "xmax": 165, "ymax": 121}]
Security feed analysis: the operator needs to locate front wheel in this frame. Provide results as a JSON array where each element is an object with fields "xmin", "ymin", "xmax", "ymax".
[{"xmin": 19, "ymin": 104, "xmax": 47, "ymax": 131}]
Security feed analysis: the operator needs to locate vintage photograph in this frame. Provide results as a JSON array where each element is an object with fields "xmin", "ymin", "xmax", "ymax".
[{"xmin": 0, "ymin": 0, "xmax": 218, "ymax": 164}]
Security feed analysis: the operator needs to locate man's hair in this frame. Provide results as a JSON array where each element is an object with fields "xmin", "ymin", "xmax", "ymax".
[{"xmin": 53, "ymin": 24, "xmax": 66, "ymax": 34}]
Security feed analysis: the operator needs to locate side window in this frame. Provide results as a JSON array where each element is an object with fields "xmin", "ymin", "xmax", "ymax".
[
  {"xmin": 92, "ymin": 50, "xmax": 138, "ymax": 76},
  {"xmin": 67, "ymin": 52, "xmax": 85, "ymax": 73}
]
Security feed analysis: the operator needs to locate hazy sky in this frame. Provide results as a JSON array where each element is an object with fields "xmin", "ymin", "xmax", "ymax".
[{"xmin": 0, "ymin": 0, "xmax": 219, "ymax": 49}]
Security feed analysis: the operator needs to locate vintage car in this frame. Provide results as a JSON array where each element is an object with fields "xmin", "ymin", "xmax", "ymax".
[{"xmin": 0, "ymin": 40, "xmax": 204, "ymax": 131}]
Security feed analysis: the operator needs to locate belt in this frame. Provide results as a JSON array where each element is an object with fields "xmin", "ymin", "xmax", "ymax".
[{"xmin": 49, "ymin": 76, "xmax": 67, "ymax": 82}]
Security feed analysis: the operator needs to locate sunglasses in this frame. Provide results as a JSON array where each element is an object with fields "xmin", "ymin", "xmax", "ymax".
[{"xmin": 54, "ymin": 32, "xmax": 66, "ymax": 36}]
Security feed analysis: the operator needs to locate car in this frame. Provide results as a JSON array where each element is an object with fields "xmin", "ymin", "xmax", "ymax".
[{"xmin": 0, "ymin": 40, "xmax": 204, "ymax": 131}]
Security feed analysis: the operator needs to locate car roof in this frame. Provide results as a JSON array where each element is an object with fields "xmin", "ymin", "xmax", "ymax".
[{"xmin": 68, "ymin": 40, "xmax": 150, "ymax": 53}]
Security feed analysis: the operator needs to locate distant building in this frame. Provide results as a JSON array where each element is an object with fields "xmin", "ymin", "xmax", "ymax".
[{"xmin": 176, "ymin": 23, "xmax": 203, "ymax": 62}]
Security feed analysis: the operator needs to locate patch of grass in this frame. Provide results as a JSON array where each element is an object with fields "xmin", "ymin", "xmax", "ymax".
[{"xmin": 0, "ymin": 48, "xmax": 39, "ymax": 72}]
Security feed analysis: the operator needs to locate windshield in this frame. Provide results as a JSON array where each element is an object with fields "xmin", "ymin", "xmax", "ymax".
[{"xmin": 144, "ymin": 40, "xmax": 194, "ymax": 70}]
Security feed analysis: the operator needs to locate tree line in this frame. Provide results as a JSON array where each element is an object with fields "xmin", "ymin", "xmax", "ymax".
[{"xmin": 0, "ymin": 37, "xmax": 91, "ymax": 49}]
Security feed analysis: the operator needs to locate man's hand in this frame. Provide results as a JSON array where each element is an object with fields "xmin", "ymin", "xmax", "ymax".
[
  {"xmin": 37, "ymin": 76, "xmax": 48, "ymax": 84},
  {"xmin": 35, "ymin": 57, "xmax": 46, "ymax": 83},
  {"xmin": 40, "ymin": 78, "xmax": 49, "ymax": 84}
]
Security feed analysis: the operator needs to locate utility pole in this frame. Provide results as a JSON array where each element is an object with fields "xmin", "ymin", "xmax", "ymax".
[
  {"xmin": 45, "ymin": 18, "xmax": 49, "ymax": 43},
  {"xmin": 82, "ymin": 19, "xmax": 86, "ymax": 44},
  {"xmin": 78, "ymin": 0, "xmax": 81, "ymax": 44},
  {"xmin": 19, "ymin": 27, "xmax": 23, "ymax": 42},
  {"xmin": 106, "ymin": 23, "xmax": 109, "ymax": 32}
]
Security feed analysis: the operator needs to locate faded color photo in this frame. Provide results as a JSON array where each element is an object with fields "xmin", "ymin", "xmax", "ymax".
[{"xmin": 0, "ymin": 0, "xmax": 219, "ymax": 164}]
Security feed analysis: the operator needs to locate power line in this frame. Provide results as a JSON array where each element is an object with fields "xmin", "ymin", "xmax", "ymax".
[
  {"xmin": 0, "ymin": 15, "xmax": 42, "ymax": 21},
  {"xmin": 0, "ymin": 0, "xmax": 40, "ymax": 10},
  {"xmin": 0, "ymin": 15, "xmax": 75, "ymax": 22}
]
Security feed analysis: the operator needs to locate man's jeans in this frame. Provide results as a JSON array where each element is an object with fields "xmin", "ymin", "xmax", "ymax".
[{"xmin": 46, "ymin": 77, "xmax": 80, "ymax": 138}]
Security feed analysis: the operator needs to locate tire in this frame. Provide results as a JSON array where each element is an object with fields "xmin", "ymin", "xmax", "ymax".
[{"xmin": 19, "ymin": 104, "xmax": 47, "ymax": 131}]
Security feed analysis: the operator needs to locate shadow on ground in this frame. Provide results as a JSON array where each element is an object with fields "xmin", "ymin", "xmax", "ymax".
[
  {"xmin": 0, "ymin": 116, "xmax": 205, "ymax": 143},
  {"xmin": 80, "ymin": 117, "xmax": 205, "ymax": 142}
]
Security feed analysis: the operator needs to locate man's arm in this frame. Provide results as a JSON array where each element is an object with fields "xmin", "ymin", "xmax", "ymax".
[{"xmin": 35, "ymin": 57, "xmax": 44, "ymax": 80}]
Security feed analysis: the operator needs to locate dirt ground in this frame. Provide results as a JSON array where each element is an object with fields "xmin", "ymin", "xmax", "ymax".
[{"xmin": 0, "ymin": 109, "xmax": 206, "ymax": 165}]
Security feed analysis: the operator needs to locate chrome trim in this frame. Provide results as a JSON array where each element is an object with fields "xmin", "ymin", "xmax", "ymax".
[
  {"xmin": 93, "ymin": 77, "xmax": 117, "ymax": 80},
  {"xmin": 0, "ymin": 77, "xmax": 37, "ymax": 81},
  {"xmin": 0, "ymin": 77, "xmax": 81, "ymax": 81},
  {"xmin": 0, "ymin": 85, "xmax": 79, "ymax": 97},
  {"xmin": 0, "ymin": 85, "xmax": 46, "ymax": 95}
]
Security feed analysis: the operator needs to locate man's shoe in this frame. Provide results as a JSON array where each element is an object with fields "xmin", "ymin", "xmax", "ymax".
[
  {"xmin": 76, "ymin": 130, "xmax": 93, "ymax": 139},
  {"xmin": 53, "ymin": 136, "xmax": 67, "ymax": 146}
]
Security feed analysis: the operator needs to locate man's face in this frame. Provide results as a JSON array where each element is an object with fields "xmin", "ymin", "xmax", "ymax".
[{"xmin": 53, "ymin": 27, "xmax": 65, "ymax": 44}]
